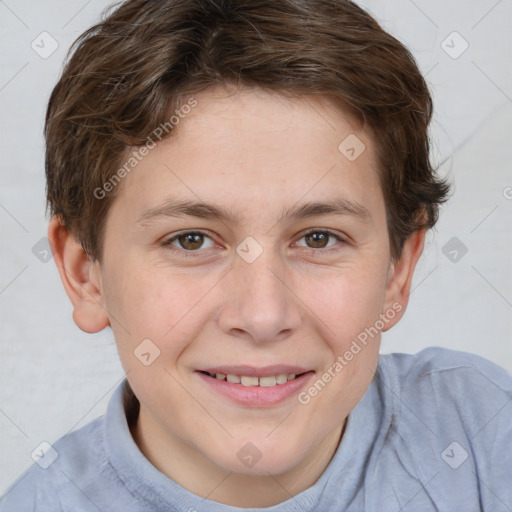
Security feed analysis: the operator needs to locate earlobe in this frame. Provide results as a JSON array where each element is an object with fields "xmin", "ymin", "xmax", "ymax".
[
  {"xmin": 381, "ymin": 228, "xmax": 426, "ymax": 331},
  {"xmin": 48, "ymin": 216, "xmax": 110, "ymax": 333}
]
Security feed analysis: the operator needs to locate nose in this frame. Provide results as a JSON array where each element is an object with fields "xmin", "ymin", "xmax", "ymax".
[{"xmin": 216, "ymin": 248, "xmax": 303, "ymax": 344}]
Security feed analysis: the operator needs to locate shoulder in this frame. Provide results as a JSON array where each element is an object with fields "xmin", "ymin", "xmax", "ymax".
[
  {"xmin": 379, "ymin": 345, "xmax": 512, "ymax": 397},
  {"xmin": 0, "ymin": 415, "xmax": 107, "ymax": 512},
  {"xmin": 373, "ymin": 347, "xmax": 512, "ymax": 507},
  {"xmin": 380, "ymin": 344, "xmax": 511, "ymax": 374},
  {"xmin": 378, "ymin": 346, "xmax": 512, "ymax": 431}
]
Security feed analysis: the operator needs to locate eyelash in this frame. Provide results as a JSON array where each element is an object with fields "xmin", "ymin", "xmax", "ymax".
[{"xmin": 161, "ymin": 228, "xmax": 347, "ymax": 257}]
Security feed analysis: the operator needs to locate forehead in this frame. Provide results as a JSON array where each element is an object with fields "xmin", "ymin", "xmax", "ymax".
[
  {"xmin": 110, "ymin": 85, "xmax": 384, "ymax": 227},
  {"xmin": 173, "ymin": 85, "xmax": 367, "ymax": 161}
]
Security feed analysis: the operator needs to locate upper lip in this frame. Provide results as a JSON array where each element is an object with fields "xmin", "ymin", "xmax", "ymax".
[{"xmin": 197, "ymin": 365, "xmax": 313, "ymax": 377}]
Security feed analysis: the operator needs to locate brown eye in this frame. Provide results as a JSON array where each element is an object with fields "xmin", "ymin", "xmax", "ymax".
[
  {"xmin": 295, "ymin": 229, "xmax": 344, "ymax": 253},
  {"xmin": 304, "ymin": 232, "xmax": 330, "ymax": 249},
  {"xmin": 164, "ymin": 231, "xmax": 216, "ymax": 252},
  {"xmin": 177, "ymin": 233, "xmax": 204, "ymax": 250}
]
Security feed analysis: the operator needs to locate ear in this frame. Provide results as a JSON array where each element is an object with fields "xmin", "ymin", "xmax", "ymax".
[
  {"xmin": 381, "ymin": 228, "xmax": 426, "ymax": 332},
  {"xmin": 48, "ymin": 216, "xmax": 110, "ymax": 333}
]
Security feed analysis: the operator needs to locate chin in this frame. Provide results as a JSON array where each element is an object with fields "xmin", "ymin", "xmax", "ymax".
[{"xmin": 210, "ymin": 441, "xmax": 303, "ymax": 476}]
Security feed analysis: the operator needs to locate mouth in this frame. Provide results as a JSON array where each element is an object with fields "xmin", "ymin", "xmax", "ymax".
[
  {"xmin": 195, "ymin": 366, "xmax": 315, "ymax": 407},
  {"xmin": 198, "ymin": 370, "xmax": 310, "ymax": 387}
]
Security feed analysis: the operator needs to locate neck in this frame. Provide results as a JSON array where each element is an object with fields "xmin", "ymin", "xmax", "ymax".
[{"xmin": 130, "ymin": 405, "xmax": 346, "ymax": 508}]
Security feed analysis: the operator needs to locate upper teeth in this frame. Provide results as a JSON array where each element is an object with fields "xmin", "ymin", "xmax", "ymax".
[{"xmin": 208, "ymin": 372, "xmax": 298, "ymax": 387}]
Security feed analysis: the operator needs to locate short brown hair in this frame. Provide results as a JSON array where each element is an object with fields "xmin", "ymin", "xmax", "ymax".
[{"xmin": 45, "ymin": 0, "xmax": 450, "ymax": 261}]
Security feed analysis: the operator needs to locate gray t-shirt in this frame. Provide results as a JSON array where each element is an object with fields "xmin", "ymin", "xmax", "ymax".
[{"xmin": 2, "ymin": 347, "xmax": 511, "ymax": 511}]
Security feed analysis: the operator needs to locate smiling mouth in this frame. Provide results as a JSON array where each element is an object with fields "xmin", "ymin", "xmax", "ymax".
[{"xmin": 198, "ymin": 370, "xmax": 311, "ymax": 387}]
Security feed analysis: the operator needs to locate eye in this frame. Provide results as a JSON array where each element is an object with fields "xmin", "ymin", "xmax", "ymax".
[
  {"xmin": 295, "ymin": 229, "xmax": 345, "ymax": 251},
  {"xmin": 163, "ymin": 231, "xmax": 216, "ymax": 253},
  {"xmin": 162, "ymin": 228, "xmax": 347, "ymax": 258}
]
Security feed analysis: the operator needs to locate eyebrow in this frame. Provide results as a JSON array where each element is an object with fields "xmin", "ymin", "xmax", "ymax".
[{"xmin": 136, "ymin": 197, "xmax": 372, "ymax": 225}]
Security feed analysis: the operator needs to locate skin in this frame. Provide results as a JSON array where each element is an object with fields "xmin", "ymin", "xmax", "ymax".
[{"xmin": 49, "ymin": 84, "xmax": 425, "ymax": 508}]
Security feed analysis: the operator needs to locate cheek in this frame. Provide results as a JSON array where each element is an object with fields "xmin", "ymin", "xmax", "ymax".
[
  {"xmin": 302, "ymin": 263, "xmax": 388, "ymax": 342},
  {"xmin": 297, "ymin": 272, "xmax": 384, "ymax": 421},
  {"xmin": 103, "ymin": 262, "xmax": 218, "ymax": 362},
  {"xmin": 297, "ymin": 262, "xmax": 386, "ymax": 400}
]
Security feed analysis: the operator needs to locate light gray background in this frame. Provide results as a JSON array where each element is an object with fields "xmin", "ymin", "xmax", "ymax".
[{"xmin": 1, "ymin": 0, "xmax": 511, "ymax": 496}]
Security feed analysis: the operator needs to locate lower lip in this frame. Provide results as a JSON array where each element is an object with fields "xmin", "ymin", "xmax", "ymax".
[{"xmin": 196, "ymin": 371, "xmax": 315, "ymax": 407}]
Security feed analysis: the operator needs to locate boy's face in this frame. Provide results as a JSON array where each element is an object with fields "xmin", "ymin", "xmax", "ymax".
[{"xmin": 55, "ymin": 85, "xmax": 422, "ymax": 480}]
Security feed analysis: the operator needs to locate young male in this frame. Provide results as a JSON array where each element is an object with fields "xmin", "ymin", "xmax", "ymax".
[{"xmin": 2, "ymin": 0, "xmax": 511, "ymax": 510}]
